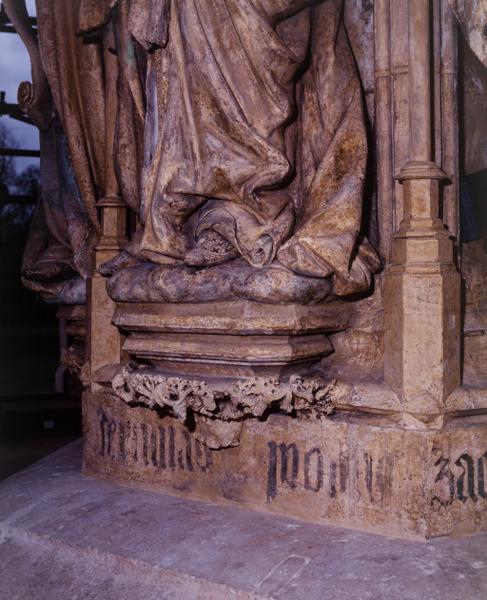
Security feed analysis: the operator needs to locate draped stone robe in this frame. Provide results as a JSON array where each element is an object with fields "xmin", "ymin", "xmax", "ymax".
[
  {"xmin": 14, "ymin": 0, "xmax": 145, "ymax": 302},
  {"xmin": 18, "ymin": 0, "xmax": 379, "ymax": 303},
  {"xmin": 134, "ymin": 0, "xmax": 380, "ymax": 298},
  {"xmin": 35, "ymin": 0, "xmax": 105, "ymax": 278}
]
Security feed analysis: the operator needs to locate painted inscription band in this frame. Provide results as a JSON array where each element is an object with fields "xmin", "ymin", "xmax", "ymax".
[
  {"xmin": 96, "ymin": 410, "xmax": 487, "ymax": 507},
  {"xmin": 266, "ymin": 441, "xmax": 393, "ymax": 504},
  {"xmin": 98, "ymin": 409, "xmax": 212, "ymax": 473},
  {"xmin": 432, "ymin": 452, "xmax": 487, "ymax": 505}
]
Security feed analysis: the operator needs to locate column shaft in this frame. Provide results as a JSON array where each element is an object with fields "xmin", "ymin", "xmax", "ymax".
[{"xmin": 384, "ymin": 0, "xmax": 461, "ymax": 416}]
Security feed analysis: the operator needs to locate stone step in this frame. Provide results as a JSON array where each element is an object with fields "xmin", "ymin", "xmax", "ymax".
[{"xmin": 0, "ymin": 441, "xmax": 486, "ymax": 599}]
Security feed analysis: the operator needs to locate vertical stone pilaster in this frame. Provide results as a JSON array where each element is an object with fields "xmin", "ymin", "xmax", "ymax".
[
  {"xmin": 374, "ymin": 0, "xmax": 394, "ymax": 261},
  {"xmin": 384, "ymin": 0, "xmax": 461, "ymax": 414},
  {"xmin": 87, "ymin": 23, "xmax": 126, "ymax": 390},
  {"xmin": 88, "ymin": 196, "xmax": 126, "ymax": 389},
  {"xmin": 440, "ymin": 1, "xmax": 459, "ymax": 242}
]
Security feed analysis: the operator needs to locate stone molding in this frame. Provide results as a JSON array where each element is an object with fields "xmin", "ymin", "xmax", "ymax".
[
  {"xmin": 112, "ymin": 364, "xmax": 335, "ymax": 424},
  {"xmin": 397, "ymin": 160, "xmax": 449, "ymax": 182}
]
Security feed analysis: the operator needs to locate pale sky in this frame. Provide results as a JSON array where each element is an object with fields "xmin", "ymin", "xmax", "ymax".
[{"xmin": 0, "ymin": 0, "xmax": 39, "ymax": 172}]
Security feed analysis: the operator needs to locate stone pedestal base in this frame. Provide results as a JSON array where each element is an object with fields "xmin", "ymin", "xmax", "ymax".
[
  {"xmin": 83, "ymin": 390, "xmax": 487, "ymax": 539},
  {"xmin": 2, "ymin": 441, "xmax": 487, "ymax": 599},
  {"xmin": 113, "ymin": 300, "xmax": 344, "ymax": 380}
]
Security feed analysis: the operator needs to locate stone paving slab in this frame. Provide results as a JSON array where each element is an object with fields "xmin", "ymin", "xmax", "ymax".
[{"xmin": 0, "ymin": 440, "xmax": 486, "ymax": 600}]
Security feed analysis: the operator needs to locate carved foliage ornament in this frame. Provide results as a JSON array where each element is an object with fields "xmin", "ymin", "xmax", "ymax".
[
  {"xmin": 60, "ymin": 345, "xmax": 84, "ymax": 376},
  {"xmin": 112, "ymin": 365, "xmax": 335, "ymax": 424}
]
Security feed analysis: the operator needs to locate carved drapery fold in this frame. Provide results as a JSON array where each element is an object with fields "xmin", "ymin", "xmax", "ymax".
[{"xmin": 105, "ymin": 0, "xmax": 380, "ymax": 303}]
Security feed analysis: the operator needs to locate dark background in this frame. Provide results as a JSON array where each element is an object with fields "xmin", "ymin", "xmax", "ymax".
[{"xmin": 0, "ymin": 3, "xmax": 81, "ymax": 480}]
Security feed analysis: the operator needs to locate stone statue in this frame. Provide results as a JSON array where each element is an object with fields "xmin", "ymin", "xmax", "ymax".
[
  {"xmin": 4, "ymin": 0, "xmax": 100, "ymax": 303},
  {"xmin": 5, "ymin": 0, "xmax": 145, "ymax": 303},
  {"xmin": 8, "ymin": 0, "xmax": 380, "ymax": 305},
  {"xmin": 449, "ymin": 0, "xmax": 487, "ymax": 67},
  {"xmin": 104, "ymin": 0, "xmax": 381, "ymax": 305},
  {"xmin": 9, "ymin": 0, "xmax": 483, "ymax": 543}
]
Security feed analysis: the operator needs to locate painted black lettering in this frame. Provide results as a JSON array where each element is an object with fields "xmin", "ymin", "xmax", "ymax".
[
  {"xmin": 131, "ymin": 421, "xmax": 138, "ymax": 462},
  {"xmin": 183, "ymin": 431, "xmax": 193, "ymax": 471},
  {"xmin": 195, "ymin": 440, "xmax": 212, "ymax": 472},
  {"xmin": 304, "ymin": 448, "xmax": 324, "ymax": 493},
  {"xmin": 455, "ymin": 453, "xmax": 477, "ymax": 502},
  {"xmin": 141, "ymin": 424, "xmax": 149, "ymax": 466},
  {"xmin": 431, "ymin": 457, "xmax": 454, "ymax": 506},
  {"xmin": 99, "ymin": 411, "xmax": 109, "ymax": 456},
  {"xmin": 267, "ymin": 441, "xmax": 278, "ymax": 502},
  {"xmin": 158, "ymin": 427, "xmax": 166, "ymax": 469},
  {"xmin": 279, "ymin": 443, "xmax": 299, "ymax": 489},
  {"xmin": 118, "ymin": 421, "xmax": 126, "ymax": 459},
  {"xmin": 478, "ymin": 452, "xmax": 487, "ymax": 499},
  {"xmin": 168, "ymin": 427, "xmax": 175, "ymax": 469},
  {"xmin": 329, "ymin": 461, "xmax": 337, "ymax": 498},
  {"xmin": 339, "ymin": 452, "xmax": 348, "ymax": 494},
  {"xmin": 364, "ymin": 453, "xmax": 373, "ymax": 500},
  {"xmin": 150, "ymin": 428, "xmax": 158, "ymax": 466}
]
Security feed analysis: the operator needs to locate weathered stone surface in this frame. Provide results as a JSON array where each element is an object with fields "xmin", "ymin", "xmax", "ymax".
[
  {"xmin": 463, "ymin": 240, "xmax": 487, "ymax": 388},
  {"xmin": 113, "ymin": 300, "xmax": 352, "ymax": 336},
  {"xmin": 104, "ymin": 0, "xmax": 380, "ymax": 302},
  {"xmin": 449, "ymin": 0, "xmax": 487, "ymax": 69},
  {"xmin": 122, "ymin": 332, "xmax": 333, "ymax": 372},
  {"xmin": 83, "ymin": 390, "xmax": 487, "ymax": 539},
  {"xmin": 107, "ymin": 261, "xmax": 333, "ymax": 305},
  {"xmin": 384, "ymin": 263, "xmax": 461, "ymax": 408},
  {"xmin": 2, "ymin": 442, "xmax": 487, "ymax": 600},
  {"xmin": 8, "ymin": 0, "xmax": 487, "ymax": 547},
  {"xmin": 110, "ymin": 364, "xmax": 335, "ymax": 448}
]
